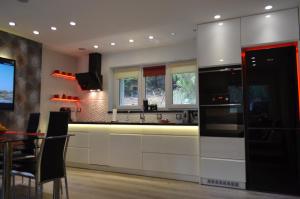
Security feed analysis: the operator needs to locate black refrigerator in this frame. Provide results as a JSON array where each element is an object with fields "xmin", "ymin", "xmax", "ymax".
[{"xmin": 243, "ymin": 45, "xmax": 300, "ymax": 195}]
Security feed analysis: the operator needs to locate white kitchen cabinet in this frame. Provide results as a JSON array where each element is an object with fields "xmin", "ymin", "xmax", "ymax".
[
  {"xmin": 142, "ymin": 135, "xmax": 198, "ymax": 155},
  {"xmin": 143, "ymin": 153, "xmax": 199, "ymax": 176},
  {"xmin": 109, "ymin": 134, "xmax": 142, "ymax": 170},
  {"xmin": 67, "ymin": 147, "xmax": 89, "ymax": 164},
  {"xmin": 89, "ymin": 132, "xmax": 109, "ymax": 165},
  {"xmin": 197, "ymin": 18, "xmax": 241, "ymax": 68},
  {"xmin": 68, "ymin": 131, "xmax": 89, "ymax": 148},
  {"xmin": 200, "ymin": 137, "xmax": 245, "ymax": 160},
  {"xmin": 201, "ymin": 157, "xmax": 245, "ymax": 182},
  {"xmin": 241, "ymin": 8, "xmax": 299, "ymax": 47}
]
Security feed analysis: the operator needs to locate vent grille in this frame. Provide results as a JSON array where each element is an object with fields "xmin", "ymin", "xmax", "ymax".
[{"xmin": 201, "ymin": 178, "xmax": 243, "ymax": 189}]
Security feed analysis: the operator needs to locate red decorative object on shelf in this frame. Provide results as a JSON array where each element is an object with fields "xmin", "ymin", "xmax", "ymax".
[
  {"xmin": 51, "ymin": 70, "xmax": 76, "ymax": 80},
  {"xmin": 50, "ymin": 94, "xmax": 80, "ymax": 103}
]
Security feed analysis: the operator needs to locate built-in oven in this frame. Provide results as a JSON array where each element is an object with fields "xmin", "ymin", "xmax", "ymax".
[{"xmin": 198, "ymin": 65, "xmax": 244, "ymax": 137}]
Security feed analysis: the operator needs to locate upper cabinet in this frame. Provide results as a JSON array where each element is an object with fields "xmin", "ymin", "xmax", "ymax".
[
  {"xmin": 197, "ymin": 18, "xmax": 242, "ymax": 68},
  {"xmin": 241, "ymin": 8, "xmax": 299, "ymax": 47}
]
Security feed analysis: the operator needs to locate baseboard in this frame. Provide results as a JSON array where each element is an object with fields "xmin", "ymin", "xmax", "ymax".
[{"xmin": 67, "ymin": 162, "xmax": 200, "ymax": 183}]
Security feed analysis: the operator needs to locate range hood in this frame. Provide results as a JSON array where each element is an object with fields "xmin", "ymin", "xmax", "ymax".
[{"xmin": 75, "ymin": 53, "xmax": 103, "ymax": 91}]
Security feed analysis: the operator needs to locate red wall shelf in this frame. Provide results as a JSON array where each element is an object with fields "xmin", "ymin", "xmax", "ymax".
[
  {"xmin": 51, "ymin": 70, "xmax": 76, "ymax": 80},
  {"xmin": 50, "ymin": 97, "xmax": 80, "ymax": 103}
]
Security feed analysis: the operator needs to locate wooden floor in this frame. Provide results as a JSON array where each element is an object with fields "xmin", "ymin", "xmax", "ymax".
[{"xmin": 13, "ymin": 168, "xmax": 300, "ymax": 199}]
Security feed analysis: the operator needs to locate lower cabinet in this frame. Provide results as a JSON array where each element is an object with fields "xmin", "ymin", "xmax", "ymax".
[
  {"xmin": 67, "ymin": 129, "xmax": 200, "ymax": 180},
  {"xmin": 109, "ymin": 134, "xmax": 142, "ymax": 170},
  {"xmin": 143, "ymin": 153, "xmax": 199, "ymax": 176}
]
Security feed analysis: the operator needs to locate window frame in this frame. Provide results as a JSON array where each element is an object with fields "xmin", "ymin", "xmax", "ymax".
[{"xmin": 114, "ymin": 67, "xmax": 142, "ymax": 110}]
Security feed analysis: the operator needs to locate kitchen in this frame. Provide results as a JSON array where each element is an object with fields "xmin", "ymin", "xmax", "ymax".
[{"xmin": 0, "ymin": 1, "xmax": 300, "ymax": 198}]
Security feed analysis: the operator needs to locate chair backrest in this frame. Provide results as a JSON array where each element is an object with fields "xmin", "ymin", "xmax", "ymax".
[
  {"xmin": 46, "ymin": 112, "xmax": 69, "ymax": 137},
  {"xmin": 39, "ymin": 136, "xmax": 68, "ymax": 183},
  {"xmin": 39, "ymin": 112, "xmax": 69, "ymax": 183},
  {"xmin": 22, "ymin": 113, "xmax": 40, "ymax": 154}
]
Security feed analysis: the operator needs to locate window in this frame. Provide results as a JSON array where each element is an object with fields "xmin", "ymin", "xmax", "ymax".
[
  {"xmin": 119, "ymin": 77, "xmax": 138, "ymax": 106},
  {"xmin": 172, "ymin": 72, "xmax": 196, "ymax": 105},
  {"xmin": 144, "ymin": 66, "xmax": 166, "ymax": 108},
  {"xmin": 114, "ymin": 68, "xmax": 140, "ymax": 108},
  {"xmin": 169, "ymin": 61, "xmax": 197, "ymax": 106}
]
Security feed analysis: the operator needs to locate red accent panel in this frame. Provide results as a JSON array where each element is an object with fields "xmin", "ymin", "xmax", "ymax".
[
  {"xmin": 242, "ymin": 42, "xmax": 298, "ymax": 52},
  {"xmin": 143, "ymin": 65, "xmax": 166, "ymax": 77},
  {"xmin": 51, "ymin": 71, "xmax": 76, "ymax": 80},
  {"xmin": 50, "ymin": 97, "xmax": 80, "ymax": 103}
]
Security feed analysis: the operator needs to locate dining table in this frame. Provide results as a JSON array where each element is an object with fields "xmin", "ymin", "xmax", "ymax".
[{"xmin": 0, "ymin": 131, "xmax": 63, "ymax": 199}]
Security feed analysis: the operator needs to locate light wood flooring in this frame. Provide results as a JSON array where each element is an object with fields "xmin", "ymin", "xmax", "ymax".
[{"xmin": 13, "ymin": 168, "xmax": 300, "ymax": 199}]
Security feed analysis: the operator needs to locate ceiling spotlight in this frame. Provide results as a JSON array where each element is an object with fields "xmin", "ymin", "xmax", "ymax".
[
  {"xmin": 110, "ymin": 42, "xmax": 116, "ymax": 46},
  {"xmin": 171, "ymin": 32, "xmax": 176, "ymax": 36},
  {"xmin": 33, "ymin": 30, "xmax": 39, "ymax": 35},
  {"xmin": 9, "ymin": 22, "xmax": 16, "ymax": 27},
  {"xmin": 218, "ymin": 22, "xmax": 223, "ymax": 26},
  {"xmin": 129, "ymin": 39, "xmax": 134, "ymax": 43},
  {"xmin": 51, "ymin": 26, "xmax": 57, "ymax": 31},
  {"xmin": 93, "ymin": 45, "xmax": 99, "ymax": 49},
  {"xmin": 148, "ymin": 35, "xmax": 154, "ymax": 40},
  {"xmin": 69, "ymin": 21, "xmax": 76, "ymax": 26},
  {"xmin": 219, "ymin": 59, "xmax": 224, "ymax": 62},
  {"xmin": 265, "ymin": 15, "xmax": 271, "ymax": 18},
  {"xmin": 265, "ymin": 5, "xmax": 273, "ymax": 10},
  {"xmin": 214, "ymin": 15, "xmax": 221, "ymax": 19}
]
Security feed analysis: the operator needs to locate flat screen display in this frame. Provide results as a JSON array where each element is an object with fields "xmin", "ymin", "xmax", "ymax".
[{"xmin": 0, "ymin": 57, "xmax": 15, "ymax": 110}]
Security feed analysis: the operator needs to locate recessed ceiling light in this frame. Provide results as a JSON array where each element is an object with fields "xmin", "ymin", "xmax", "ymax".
[
  {"xmin": 9, "ymin": 22, "xmax": 16, "ymax": 27},
  {"xmin": 171, "ymin": 32, "xmax": 176, "ymax": 36},
  {"xmin": 218, "ymin": 22, "xmax": 223, "ymax": 26},
  {"xmin": 265, "ymin": 15, "xmax": 271, "ymax": 18},
  {"xmin": 110, "ymin": 42, "xmax": 116, "ymax": 46},
  {"xmin": 69, "ymin": 21, "xmax": 76, "ymax": 26},
  {"xmin": 51, "ymin": 26, "xmax": 57, "ymax": 31},
  {"xmin": 93, "ymin": 45, "xmax": 99, "ymax": 49},
  {"xmin": 148, "ymin": 35, "xmax": 154, "ymax": 40},
  {"xmin": 33, "ymin": 30, "xmax": 39, "ymax": 35},
  {"xmin": 265, "ymin": 5, "xmax": 273, "ymax": 10},
  {"xmin": 219, "ymin": 59, "xmax": 224, "ymax": 62},
  {"xmin": 252, "ymin": 60, "xmax": 256, "ymax": 63},
  {"xmin": 214, "ymin": 15, "xmax": 221, "ymax": 19},
  {"xmin": 129, "ymin": 39, "xmax": 134, "ymax": 43}
]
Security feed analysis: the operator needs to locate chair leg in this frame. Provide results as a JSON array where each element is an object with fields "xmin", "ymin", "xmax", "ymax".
[
  {"xmin": 28, "ymin": 178, "xmax": 31, "ymax": 199},
  {"xmin": 64, "ymin": 176, "xmax": 69, "ymax": 199},
  {"xmin": 12, "ymin": 175, "xmax": 15, "ymax": 199},
  {"xmin": 60, "ymin": 179, "xmax": 63, "ymax": 196}
]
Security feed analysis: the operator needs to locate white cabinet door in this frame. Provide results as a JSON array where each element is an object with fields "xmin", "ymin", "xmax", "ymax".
[
  {"xmin": 67, "ymin": 147, "xmax": 89, "ymax": 164},
  {"xmin": 197, "ymin": 18, "xmax": 241, "ymax": 68},
  {"xmin": 241, "ymin": 8, "xmax": 299, "ymax": 47},
  {"xmin": 89, "ymin": 132, "xmax": 109, "ymax": 165},
  {"xmin": 68, "ymin": 131, "xmax": 89, "ymax": 148},
  {"xmin": 109, "ymin": 134, "xmax": 142, "ymax": 170},
  {"xmin": 201, "ymin": 157, "xmax": 246, "ymax": 182},
  {"xmin": 143, "ymin": 153, "xmax": 199, "ymax": 176},
  {"xmin": 200, "ymin": 137, "xmax": 245, "ymax": 160},
  {"xmin": 142, "ymin": 135, "xmax": 199, "ymax": 155}
]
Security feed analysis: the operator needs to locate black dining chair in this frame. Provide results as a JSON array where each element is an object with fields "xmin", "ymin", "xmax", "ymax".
[{"xmin": 12, "ymin": 111, "xmax": 70, "ymax": 199}]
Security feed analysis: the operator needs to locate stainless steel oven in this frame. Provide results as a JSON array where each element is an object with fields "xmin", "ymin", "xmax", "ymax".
[{"xmin": 198, "ymin": 65, "xmax": 244, "ymax": 137}]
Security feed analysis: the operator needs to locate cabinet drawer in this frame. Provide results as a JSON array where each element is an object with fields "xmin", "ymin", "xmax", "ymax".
[
  {"xmin": 109, "ymin": 134, "xmax": 142, "ymax": 169},
  {"xmin": 200, "ymin": 137, "xmax": 245, "ymax": 160},
  {"xmin": 67, "ymin": 147, "xmax": 89, "ymax": 164},
  {"xmin": 143, "ymin": 153, "xmax": 199, "ymax": 176},
  {"xmin": 142, "ymin": 135, "xmax": 199, "ymax": 155},
  {"xmin": 68, "ymin": 131, "xmax": 89, "ymax": 148},
  {"xmin": 201, "ymin": 157, "xmax": 245, "ymax": 182}
]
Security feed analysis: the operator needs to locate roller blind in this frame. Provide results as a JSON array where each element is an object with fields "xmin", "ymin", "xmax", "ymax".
[
  {"xmin": 143, "ymin": 65, "xmax": 166, "ymax": 77},
  {"xmin": 169, "ymin": 61, "xmax": 197, "ymax": 74},
  {"xmin": 114, "ymin": 68, "xmax": 140, "ymax": 79}
]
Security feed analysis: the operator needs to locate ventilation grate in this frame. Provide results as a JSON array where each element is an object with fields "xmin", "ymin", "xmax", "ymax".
[{"xmin": 202, "ymin": 178, "xmax": 242, "ymax": 189}]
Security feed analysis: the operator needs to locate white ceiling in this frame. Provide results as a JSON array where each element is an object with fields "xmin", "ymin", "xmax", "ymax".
[{"xmin": 0, "ymin": 0, "xmax": 299, "ymax": 56}]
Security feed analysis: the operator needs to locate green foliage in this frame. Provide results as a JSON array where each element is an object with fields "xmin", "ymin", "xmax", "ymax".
[{"xmin": 172, "ymin": 72, "xmax": 196, "ymax": 104}]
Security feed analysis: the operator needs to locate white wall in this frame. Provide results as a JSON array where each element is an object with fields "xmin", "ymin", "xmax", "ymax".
[
  {"xmin": 76, "ymin": 39, "xmax": 196, "ymax": 122},
  {"xmin": 40, "ymin": 47, "xmax": 78, "ymax": 132}
]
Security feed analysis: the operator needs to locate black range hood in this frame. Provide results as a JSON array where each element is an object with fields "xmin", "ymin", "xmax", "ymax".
[{"xmin": 76, "ymin": 53, "xmax": 103, "ymax": 91}]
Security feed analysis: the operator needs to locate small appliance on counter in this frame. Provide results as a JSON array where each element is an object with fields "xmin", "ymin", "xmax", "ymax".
[{"xmin": 182, "ymin": 110, "xmax": 198, "ymax": 124}]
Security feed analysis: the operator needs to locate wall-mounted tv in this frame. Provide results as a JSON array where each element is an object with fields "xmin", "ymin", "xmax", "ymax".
[{"xmin": 0, "ymin": 57, "xmax": 15, "ymax": 111}]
